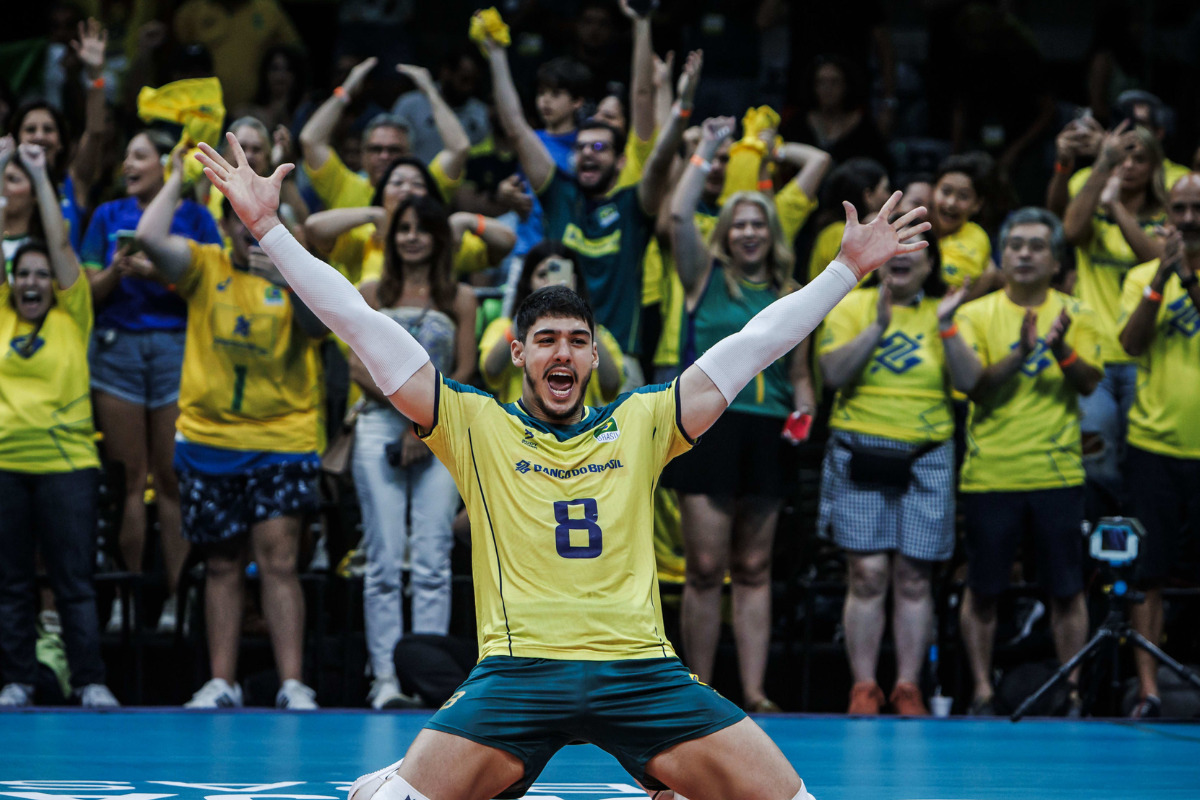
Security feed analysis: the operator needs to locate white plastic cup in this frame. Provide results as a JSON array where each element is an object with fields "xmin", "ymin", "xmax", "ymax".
[{"xmin": 930, "ymin": 694, "xmax": 953, "ymax": 717}]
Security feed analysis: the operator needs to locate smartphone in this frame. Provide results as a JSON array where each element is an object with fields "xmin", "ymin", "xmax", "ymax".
[
  {"xmin": 544, "ymin": 257, "xmax": 574, "ymax": 287},
  {"xmin": 115, "ymin": 229, "xmax": 140, "ymax": 255},
  {"xmin": 781, "ymin": 411, "xmax": 813, "ymax": 445}
]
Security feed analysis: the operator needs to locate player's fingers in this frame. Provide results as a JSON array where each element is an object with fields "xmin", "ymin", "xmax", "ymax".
[
  {"xmin": 202, "ymin": 166, "xmax": 227, "ymax": 190},
  {"xmin": 224, "ymin": 131, "xmax": 247, "ymax": 169},
  {"xmin": 891, "ymin": 206, "xmax": 927, "ymax": 231},
  {"xmin": 897, "ymin": 221, "xmax": 932, "ymax": 241},
  {"xmin": 842, "ymin": 200, "xmax": 858, "ymax": 226},
  {"xmin": 196, "ymin": 141, "xmax": 233, "ymax": 173},
  {"xmin": 878, "ymin": 190, "xmax": 903, "ymax": 220},
  {"xmin": 270, "ymin": 162, "xmax": 295, "ymax": 189},
  {"xmin": 896, "ymin": 239, "xmax": 930, "ymax": 254}
]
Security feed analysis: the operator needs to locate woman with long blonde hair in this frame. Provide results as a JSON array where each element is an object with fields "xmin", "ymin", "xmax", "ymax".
[{"xmin": 662, "ymin": 117, "xmax": 816, "ymax": 712}]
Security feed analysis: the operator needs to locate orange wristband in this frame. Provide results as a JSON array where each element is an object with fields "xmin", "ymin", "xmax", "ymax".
[
  {"xmin": 757, "ymin": 179, "xmax": 773, "ymax": 191},
  {"xmin": 938, "ymin": 323, "xmax": 959, "ymax": 340},
  {"xmin": 504, "ymin": 326, "xmax": 516, "ymax": 344},
  {"xmin": 1057, "ymin": 350, "xmax": 1079, "ymax": 368},
  {"xmin": 90, "ymin": 76, "xmax": 106, "ymax": 90},
  {"xmin": 475, "ymin": 214, "xmax": 487, "ymax": 236},
  {"xmin": 677, "ymin": 106, "xmax": 692, "ymax": 119},
  {"xmin": 1054, "ymin": 160, "xmax": 1071, "ymax": 175},
  {"xmin": 689, "ymin": 154, "xmax": 711, "ymax": 173},
  {"xmin": 333, "ymin": 86, "xmax": 349, "ymax": 102},
  {"xmin": 1143, "ymin": 286, "xmax": 1163, "ymax": 303}
]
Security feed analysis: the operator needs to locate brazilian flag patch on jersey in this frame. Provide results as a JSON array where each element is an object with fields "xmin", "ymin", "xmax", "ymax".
[{"xmin": 593, "ymin": 417, "xmax": 620, "ymax": 443}]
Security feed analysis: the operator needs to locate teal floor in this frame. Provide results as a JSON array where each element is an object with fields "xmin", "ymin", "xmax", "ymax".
[{"xmin": 0, "ymin": 710, "xmax": 1196, "ymax": 799}]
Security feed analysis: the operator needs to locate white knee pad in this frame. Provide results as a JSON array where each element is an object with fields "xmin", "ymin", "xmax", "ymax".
[{"xmin": 375, "ymin": 773, "xmax": 433, "ymax": 800}]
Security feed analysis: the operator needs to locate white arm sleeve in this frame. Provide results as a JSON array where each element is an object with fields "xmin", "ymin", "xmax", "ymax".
[
  {"xmin": 258, "ymin": 224, "xmax": 430, "ymax": 395},
  {"xmin": 694, "ymin": 261, "xmax": 858, "ymax": 403}
]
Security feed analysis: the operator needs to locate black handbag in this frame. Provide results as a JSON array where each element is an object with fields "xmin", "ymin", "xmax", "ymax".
[{"xmin": 845, "ymin": 441, "xmax": 939, "ymax": 491}]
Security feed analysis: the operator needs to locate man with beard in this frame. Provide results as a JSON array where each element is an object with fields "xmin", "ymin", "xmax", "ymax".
[
  {"xmin": 196, "ymin": 129, "xmax": 930, "ymax": 800},
  {"xmin": 482, "ymin": 23, "xmax": 700, "ymax": 385},
  {"xmin": 1118, "ymin": 173, "xmax": 1200, "ymax": 718}
]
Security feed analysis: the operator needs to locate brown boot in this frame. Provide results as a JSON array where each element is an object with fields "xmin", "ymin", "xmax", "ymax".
[
  {"xmin": 889, "ymin": 681, "xmax": 929, "ymax": 716},
  {"xmin": 847, "ymin": 681, "xmax": 885, "ymax": 714}
]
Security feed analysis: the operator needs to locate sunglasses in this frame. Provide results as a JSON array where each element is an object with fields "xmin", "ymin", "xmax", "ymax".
[{"xmin": 573, "ymin": 141, "xmax": 612, "ymax": 154}]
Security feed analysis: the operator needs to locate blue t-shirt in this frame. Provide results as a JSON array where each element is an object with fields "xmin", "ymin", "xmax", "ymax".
[
  {"xmin": 81, "ymin": 196, "xmax": 222, "ymax": 332},
  {"xmin": 514, "ymin": 129, "xmax": 580, "ymax": 257},
  {"xmin": 62, "ymin": 175, "xmax": 84, "ymax": 254}
]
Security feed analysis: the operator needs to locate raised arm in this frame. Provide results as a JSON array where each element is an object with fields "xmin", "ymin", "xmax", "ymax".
[
  {"xmin": 20, "ymin": 144, "xmax": 81, "ymax": 288},
  {"xmin": 640, "ymin": 50, "xmax": 703, "ymax": 216},
  {"xmin": 652, "ymin": 51, "xmax": 674, "ymax": 133},
  {"xmin": 619, "ymin": 0, "xmax": 656, "ymax": 143},
  {"xmin": 304, "ymin": 206, "xmax": 386, "ymax": 255},
  {"xmin": 67, "ymin": 18, "xmax": 109, "ymax": 207},
  {"xmin": 197, "ymin": 132, "xmax": 438, "ymax": 429},
  {"xmin": 134, "ymin": 151, "xmax": 194, "ymax": 284},
  {"xmin": 398, "ymin": 64, "xmax": 471, "ymax": 183},
  {"xmin": 775, "ymin": 141, "xmax": 832, "ymax": 203},
  {"xmin": 1046, "ymin": 116, "xmax": 1102, "ymax": 217},
  {"xmin": 670, "ymin": 117, "xmax": 734, "ymax": 303},
  {"xmin": 935, "ymin": 282, "xmax": 984, "ymax": 394},
  {"xmin": 1063, "ymin": 120, "xmax": 1131, "ymax": 246},
  {"xmin": 1102, "ymin": 178, "xmax": 1164, "ymax": 262},
  {"xmin": 450, "ymin": 212, "xmax": 517, "ymax": 265},
  {"xmin": 678, "ymin": 191, "xmax": 931, "ymax": 438},
  {"xmin": 819, "ymin": 286, "xmax": 891, "ymax": 390},
  {"xmin": 481, "ymin": 24, "xmax": 554, "ymax": 192},
  {"xmin": 298, "ymin": 57, "xmax": 377, "ymax": 173},
  {"xmin": 1120, "ymin": 237, "xmax": 1179, "ymax": 357}
]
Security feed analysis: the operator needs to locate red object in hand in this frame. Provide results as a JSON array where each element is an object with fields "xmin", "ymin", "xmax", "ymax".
[{"xmin": 782, "ymin": 411, "xmax": 813, "ymax": 445}]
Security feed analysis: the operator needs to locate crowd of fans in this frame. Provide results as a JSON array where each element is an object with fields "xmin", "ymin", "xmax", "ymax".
[{"xmin": 1, "ymin": 0, "xmax": 1199, "ymax": 718}]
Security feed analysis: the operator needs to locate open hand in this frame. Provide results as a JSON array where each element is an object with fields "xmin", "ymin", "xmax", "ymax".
[
  {"xmin": 342, "ymin": 57, "xmax": 378, "ymax": 97},
  {"xmin": 271, "ymin": 125, "xmax": 295, "ymax": 169},
  {"xmin": 618, "ymin": 0, "xmax": 656, "ymax": 20},
  {"xmin": 837, "ymin": 191, "xmax": 931, "ymax": 279},
  {"xmin": 397, "ymin": 64, "xmax": 435, "ymax": 94},
  {"xmin": 17, "ymin": 143, "xmax": 46, "ymax": 175},
  {"xmin": 196, "ymin": 132, "xmax": 293, "ymax": 240},
  {"xmin": 1043, "ymin": 309, "xmax": 1072, "ymax": 356},
  {"xmin": 0, "ymin": 135, "xmax": 15, "ymax": 166},
  {"xmin": 71, "ymin": 18, "xmax": 108, "ymax": 77},
  {"xmin": 700, "ymin": 116, "xmax": 735, "ymax": 146},
  {"xmin": 1017, "ymin": 309, "xmax": 1039, "ymax": 356},
  {"xmin": 936, "ymin": 277, "xmax": 971, "ymax": 327},
  {"xmin": 496, "ymin": 174, "xmax": 533, "ymax": 218},
  {"xmin": 676, "ymin": 50, "xmax": 703, "ymax": 109},
  {"xmin": 1097, "ymin": 119, "xmax": 1134, "ymax": 171},
  {"xmin": 1099, "ymin": 172, "xmax": 1122, "ymax": 212},
  {"xmin": 653, "ymin": 51, "xmax": 674, "ymax": 92}
]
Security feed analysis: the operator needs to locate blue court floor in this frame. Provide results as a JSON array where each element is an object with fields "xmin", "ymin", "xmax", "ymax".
[{"xmin": 0, "ymin": 710, "xmax": 1196, "ymax": 799}]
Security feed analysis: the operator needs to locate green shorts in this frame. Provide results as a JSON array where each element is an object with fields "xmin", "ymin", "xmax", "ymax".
[{"xmin": 424, "ymin": 656, "xmax": 746, "ymax": 797}]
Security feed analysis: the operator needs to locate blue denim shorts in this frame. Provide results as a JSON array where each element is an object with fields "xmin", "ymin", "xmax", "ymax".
[
  {"xmin": 178, "ymin": 460, "xmax": 321, "ymax": 546},
  {"xmin": 425, "ymin": 656, "xmax": 745, "ymax": 798},
  {"xmin": 89, "ymin": 328, "xmax": 185, "ymax": 409}
]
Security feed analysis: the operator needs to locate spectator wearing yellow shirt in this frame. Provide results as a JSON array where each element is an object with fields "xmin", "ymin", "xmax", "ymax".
[
  {"xmin": 480, "ymin": 241, "xmax": 622, "ymax": 406},
  {"xmin": 1117, "ymin": 174, "xmax": 1200, "ymax": 718},
  {"xmin": 174, "ymin": 0, "xmax": 304, "ymax": 111},
  {"xmin": 1063, "ymin": 122, "xmax": 1167, "ymax": 509},
  {"xmin": 941, "ymin": 208, "xmax": 1103, "ymax": 716},
  {"xmin": 298, "ymin": 60, "xmax": 469, "ymax": 213},
  {"xmin": 817, "ymin": 230, "xmax": 954, "ymax": 717},
  {"xmin": 0, "ymin": 143, "xmax": 118, "ymax": 709},
  {"xmin": 930, "ymin": 153, "xmax": 999, "ymax": 296}
]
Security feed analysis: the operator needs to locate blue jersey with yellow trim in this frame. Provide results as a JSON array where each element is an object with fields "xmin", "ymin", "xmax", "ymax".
[{"xmin": 419, "ymin": 376, "xmax": 693, "ymax": 661}]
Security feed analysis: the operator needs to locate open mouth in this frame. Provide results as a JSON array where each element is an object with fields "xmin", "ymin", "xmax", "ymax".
[
  {"xmin": 889, "ymin": 263, "xmax": 913, "ymax": 277},
  {"xmin": 545, "ymin": 368, "xmax": 576, "ymax": 400},
  {"xmin": 577, "ymin": 162, "xmax": 601, "ymax": 182},
  {"xmin": 17, "ymin": 290, "xmax": 44, "ymax": 314}
]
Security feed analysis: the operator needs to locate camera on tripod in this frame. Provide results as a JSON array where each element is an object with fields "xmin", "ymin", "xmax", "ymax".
[{"xmin": 1085, "ymin": 516, "xmax": 1144, "ymax": 567}]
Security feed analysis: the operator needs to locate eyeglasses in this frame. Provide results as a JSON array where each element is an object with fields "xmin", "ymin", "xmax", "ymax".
[
  {"xmin": 573, "ymin": 141, "xmax": 612, "ymax": 154},
  {"xmin": 364, "ymin": 145, "xmax": 406, "ymax": 156}
]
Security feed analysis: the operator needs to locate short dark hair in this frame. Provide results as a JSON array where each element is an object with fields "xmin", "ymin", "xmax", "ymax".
[
  {"xmin": 515, "ymin": 240, "xmax": 588, "ymax": 311},
  {"xmin": 514, "ymin": 285, "xmax": 595, "ymax": 343},
  {"xmin": 934, "ymin": 152, "xmax": 995, "ymax": 196},
  {"xmin": 577, "ymin": 118, "xmax": 626, "ymax": 159},
  {"xmin": 825, "ymin": 157, "xmax": 888, "ymax": 217},
  {"xmin": 371, "ymin": 155, "xmax": 443, "ymax": 206},
  {"xmin": 536, "ymin": 57, "xmax": 593, "ymax": 101},
  {"xmin": 11, "ymin": 239, "xmax": 50, "ymax": 272}
]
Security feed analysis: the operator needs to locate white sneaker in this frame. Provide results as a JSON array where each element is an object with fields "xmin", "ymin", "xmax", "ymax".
[
  {"xmin": 0, "ymin": 683, "xmax": 34, "ymax": 708},
  {"xmin": 78, "ymin": 684, "xmax": 120, "ymax": 708},
  {"xmin": 276, "ymin": 679, "xmax": 318, "ymax": 710},
  {"xmin": 367, "ymin": 676, "xmax": 421, "ymax": 710},
  {"xmin": 349, "ymin": 759, "xmax": 404, "ymax": 800},
  {"xmin": 184, "ymin": 678, "xmax": 243, "ymax": 708},
  {"xmin": 38, "ymin": 610, "xmax": 62, "ymax": 635},
  {"xmin": 105, "ymin": 597, "xmax": 125, "ymax": 633},
  {"xmin": 157, "ymin": 596, "xmax": 177, "ymax": 633}
]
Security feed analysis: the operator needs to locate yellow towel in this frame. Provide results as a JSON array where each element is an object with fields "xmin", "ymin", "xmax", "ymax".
[
  {"xmin": 469, "ymin": 8, "xmax": 511, "ymax": 57},
  {"xmin": 137, "ymin": 77, "xmax": 226, "ymax": 186}
]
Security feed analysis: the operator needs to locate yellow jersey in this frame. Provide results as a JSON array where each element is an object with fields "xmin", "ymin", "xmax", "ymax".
[
  {"xmin": 478, "ymin": 317, "xmax": 623, "ymax": 407},
  {"xmin": 809, "ymin": 222, "xmax": 845, "ymax": 284},
  {"xmin": 818, "ymin": 289, "xmax": 953, "ymax": 443},
  {"xmin": 647, "ymin": 209, "xmax": 719, "ymax": 368},
  {"xmin": 617, "ymin": 131, "xmax": 656, "ymax": 190},
  {"xmin": 419, "ymin": 375, "xmax": 693, "ymax": 660},
  {"xmin": 956, "ymin": 289, "xmax": 1103, "ymax": 492},
  {"xmin": 1120, "ymin": 261, "xmax": 1200, "ymax": 459},
  {"xmin": 304, "ymin": 148, "xmax": 462, "ymax": 211},
  {"xmin": 0, "ymin": 277, "xmax": 99, "ymax": 473},
  {"xmin": 175, "ymin": 242, "xmax": 322, "ymax": 452},
  {"xmin": 938, "ymin": 221, "xmax": 991, "ymax": 288},
  {"xmin": 330, "ymin": 224, "xmax": 489, "ymax": 286}
]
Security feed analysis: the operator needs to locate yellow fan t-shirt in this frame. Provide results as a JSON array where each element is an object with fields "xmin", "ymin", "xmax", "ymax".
[{"xmin": 956, "ymin": 289, "xmax": 1103, "ymax": 492}]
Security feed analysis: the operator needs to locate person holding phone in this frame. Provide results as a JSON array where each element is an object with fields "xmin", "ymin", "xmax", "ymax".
[
  {"xmin": 80, "ymin": 128, "xmax": 223, "ymax": 635},
  {"xmin": 479, "ymin": 241, "xmax": 623, "ymax": 405},
  {"xmin": 816, "ymin": 228, "xmax": 955, "ymax": 716},
  {"xmin": 662, "ymin": 118, "xmax": 817, "ymax": 712}
]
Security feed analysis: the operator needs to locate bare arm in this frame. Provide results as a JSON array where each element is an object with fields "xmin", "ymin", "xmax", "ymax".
[
  {"xmin": 639, "ymin": 50, "xmax": 703, "ymax": 216},
  {"xmin": 652, "ymin": 52, "xmax": 675, "ymax": 133},
  {"xmin": 134, "ymin": 154, "xmax": 193, "ymax": 284},
  {"xmin": 791, "ymin": 336, "xmax": 817, "ymax": 415},
  {"xmin": 1063, "ymin": 120, "xmax": 1131, "ymax": 246},
  {"xmin": 299, "ymin": 57, "xmax": 377, "ymax": 173},
  {"xmin": 483, "ymin": 32, "xmax": 554, "ymax": 192},
  {"xmin": 450, "ymin": 212, "xmax": 517, "ymax": 265},
  {"xmin": 1044, "ymin": 309, "xmax": 1102, "ymax": 396},
  {"xmin": 68, "ymin": 19, "xmax": 109, "ymax": 208},
  {"xmin": 774, "ymin": 140, "xmax": 832, "ymax": 201},
  {"xmin": 398, "ymin": 64, "xmax": 471, "ymax": 183},
  {"xmin": 1106, "ymin": 193, "xmax": 1163, "ymax": 263},
  {"xmin": 670, "ymin": 116, "xmax": 733, "ymax": 305},
  {"xmin": 450, "ymin": 284, "xmax": 479, "ymax": 385},
  {"xmin": 620, "ymin": 1, "xmax": 655, "ymax": 143},
  {"xmin": 482, "ymin": 323, "xmax": 516, "ymax": 383},
  {"xmin": 304, "ymin": 207, "xmax": 385, "ymax": 255},
  {"xmin": 678, "ymin": 191, "xmax": 931, "ymax": 439},
  {"xmin": 1046, "ymin": 117, "xmax": 1102, "ymax": 217},
  {"xmin": 1120, "ymin": 246, "xmax": 1177, "ymax": 357},
  {"xmin": 20, "ymin": 145, "xmax": 81, "ymax": 288},
  {"xmin": 819, "ymin": 287, "xmax": 890, "ymax": 390}
]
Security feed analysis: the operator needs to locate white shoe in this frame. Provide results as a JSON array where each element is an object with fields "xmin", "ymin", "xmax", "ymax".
[
  {"xmin": 367, "ymin": 676, "xmax": 421, "ymax": 710},
  {"xmin": 105, "ymin": 597, "xmax": 126, "ymax": 633},
  {"xmin": 38, "ymin": 610, "xmax": 62, "ymax": 635},
  {"xmin": 184, "ymin": 678, "xmax": 243, "ymax": 708},
  {"xmin": 276, "ymin": 679, "xmax": 318, "ymax": 710},
  {"xmin": 78, "ymin": 683, "xmax": 120, "ymax": 708},
  {"xmin": 349, "ymin": 759, "xmax": 404, "ymax": 800},
  {"xmin": 0, "ymin": 683, "xmax": 34, "ymax": 708},
  {"xmin": 157, "ymin": 596, "xmax": 177, "ymax": 633}
]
